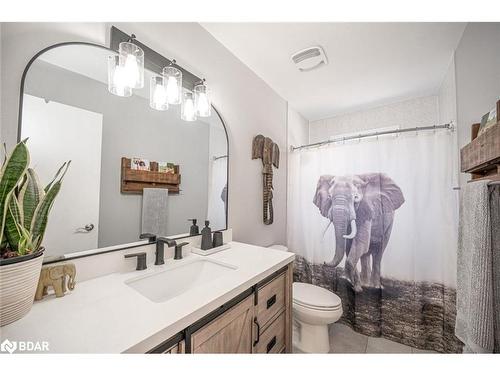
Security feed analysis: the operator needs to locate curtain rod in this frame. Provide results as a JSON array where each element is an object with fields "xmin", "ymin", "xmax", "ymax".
[{"xmin": 290, "ymin": 123, "xmax": 454, "ymax": 152}]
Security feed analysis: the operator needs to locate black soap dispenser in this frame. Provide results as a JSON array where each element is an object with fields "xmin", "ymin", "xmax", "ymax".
[
  {"xmin": 201, "ymin": 220, "xmax": 212, "ymax": 250},
  {"xmin": 188, "ymin": 219, "xmax": 199, "ymax": 235}
]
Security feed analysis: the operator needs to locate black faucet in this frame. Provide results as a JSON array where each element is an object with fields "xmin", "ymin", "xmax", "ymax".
[
  {"xmin": 156, "ymin": 237, "xmax": 177, "ymax": 265},
  {"xmin": 124, "ymin": 252, "xmax": 147, "ymax": 270},
  {"xmin": 139, "ymin": 233, "xmax": 157, "ymax": 243},
  {"xmin": 174, "ymin": 242, "xmax": 189, "ymax": 260},
  {"xmin": 156, "ymin": 237, "xmax": 190, "ymax": 261}
]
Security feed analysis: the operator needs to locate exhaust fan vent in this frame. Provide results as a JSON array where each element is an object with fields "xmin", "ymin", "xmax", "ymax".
[{"xmin": 291, "ymin": 46, "xmax": 328, "ymax": 72}]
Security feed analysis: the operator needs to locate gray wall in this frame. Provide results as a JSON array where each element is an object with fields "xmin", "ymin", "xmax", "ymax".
[
  {"xmin": 0, "ymin": 22, "xmax": 288, "ymax": 249},
  {"xmin": 24, "ymin": 60, "xmax": 210, "ymax": 247},
  {"xmin": 436, "ymin": 23, "xmax": 500, "ymax": 187},
  {"xmin": 455, "ymin": 23, "xmax": 500, "ymax": 158}
]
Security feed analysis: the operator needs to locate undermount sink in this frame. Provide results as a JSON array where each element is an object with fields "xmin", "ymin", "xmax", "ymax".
[{"xmin": 125, "ymin": 258, "xmax": 237, "ymax": 303}]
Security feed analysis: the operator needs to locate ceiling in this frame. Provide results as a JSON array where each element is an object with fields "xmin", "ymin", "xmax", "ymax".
[{"xmin": 202, "ymin": 23, "xmax": 466, "ymax": 121}]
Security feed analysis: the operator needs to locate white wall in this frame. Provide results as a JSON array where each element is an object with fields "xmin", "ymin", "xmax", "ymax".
[
  {"xmin": 287, "ymin": 105, "xmax": 309, "ymax": 147},
  {"xmin": 0, "ymin": 22, "xmax": 288, "ymax": 248},
  {"xmin": 309, "ymin": 96, "xmax": 439, "ymax": 142},
  {"xmin": 438, "ymin": 57, "xmax": 457, "ymax": 127},
  {"xmin": 286, "ymin": 106, "xmax": 308, "ymax": 245},
  {"xmin": 438, "ymin": 55, "xmax": 461, "ymax": 189}
]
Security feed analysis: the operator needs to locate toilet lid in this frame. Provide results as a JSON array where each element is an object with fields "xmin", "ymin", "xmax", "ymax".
[{"xmin": 293, "ymin": 282, "xmax": 341, "ymax": 309}]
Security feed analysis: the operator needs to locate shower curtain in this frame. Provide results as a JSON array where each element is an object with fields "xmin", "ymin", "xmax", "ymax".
[{"xmin": 288, "ymin": 128, "xmax": 462, "ymax": 352}]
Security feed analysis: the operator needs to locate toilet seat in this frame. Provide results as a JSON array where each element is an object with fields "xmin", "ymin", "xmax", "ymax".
[{"xmin": 293, "ymin": 282, "xmax": 341, "ymax": 311}]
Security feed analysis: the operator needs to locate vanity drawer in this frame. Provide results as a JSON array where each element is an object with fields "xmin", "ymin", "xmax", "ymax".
[
  {"xmin": 254, "ymin": 311, "xmax": 285, "ymax": 354},
  {"xmin": 255, "ymin": 272, "xmax": 286, "ymax": 328}
]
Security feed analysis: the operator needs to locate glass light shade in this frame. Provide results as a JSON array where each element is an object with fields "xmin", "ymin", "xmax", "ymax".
[
  {"xmin": 194, "ymin": 82, "xmax": 211, "ymax": 117},
  {"xmin": 107, "ymin": 55, "xmax": 132, "ymax": 97},
  {"xmin": 181, "ymin": 92, "xmax": 197, "ymax": 122},
  {"xmin": 118, "ymin": 41, "xmax": 144, "ymax": 89},
  {"xmin": 162, "ymin": 66, "xmax": 182, "ymax": 105},
  {"xmin": 150, "ymin": 76, "xmax": 169, "ymax": 111}
]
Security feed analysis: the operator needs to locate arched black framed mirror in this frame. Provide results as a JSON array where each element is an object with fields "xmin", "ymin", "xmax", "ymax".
[{"xmin": 18, "ymin": 42, "xmax": 229, "ymax": 263}]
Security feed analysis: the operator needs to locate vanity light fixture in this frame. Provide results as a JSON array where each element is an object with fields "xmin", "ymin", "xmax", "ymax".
[
  {"xmin": 181, "ymin": 92, "xmax": 197, "ymax": 122},
  {"xmin": 194, "ymin": 79, "xmax": 211, "ymax": 117},
  {"xmin": 107, "ymin": 55, "xmax": 132, "ymax": 97},
  {"xmin": 163, "ymin": 60, "xmax": 183, "ymax": 105},
  {"xmin": 108, "ymin": 29, "xmax": 215, "ymax": 121},
  {"xmin": 150, "ymin": 76, "xmax": 169, "ymax": 111},
  {"xmin": 118, "ymin": 35, "xmax": 144, "ymax": 89}
]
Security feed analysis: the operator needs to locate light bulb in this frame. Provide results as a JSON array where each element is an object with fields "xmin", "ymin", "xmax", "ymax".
[
  {"xmin": 194, "ymin": 81, "xmax": 211, "ymax": 117},
  {"xmin": 123, "ymin": 54, "xmax": 139, "ymax": 88},
  {"xmin": 150, "ymin": 76, "xmax": 169, "ymax": 111},
  {"xmin": 153, "ymin": 86, "xmax": 167, "ymax": 106},
  {"xmin": 181, "ymin": 92, "xmax": 197, "ymax": 122},
  {"xmin": 196, "ymin": 92, "xmax": 210, "ymax": 116},
  {"xmin": 162, "ymin": 65, "xmax": 182, "ymax": 105},
  {"xmin": 113, "ymin": 66, "xmax": 126, "ymax": 91},
  {"xmin": 108, "ymin": 55, "xmax": 132, "ymax": 97},
  {"xmin": 118, "ymin": 41, "xmax": 144, "ymax": 89},
  {"xmin": 166, "ymin": 76, "xmax": 180, "ymax": 104}
]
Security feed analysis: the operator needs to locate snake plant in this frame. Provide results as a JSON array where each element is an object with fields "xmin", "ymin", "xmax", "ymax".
[{"xmin": 0, "ymin": 139, "xmax": 70, "ymax": 258}]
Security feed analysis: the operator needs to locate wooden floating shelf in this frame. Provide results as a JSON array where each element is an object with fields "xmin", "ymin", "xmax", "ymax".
[
  {"xmin": 121, "ymin": 157, "xmax": 181, "ymax": 194},
  {"xmin": 460, "ymin": 100, "xmax": 500, "ymax": 183}
]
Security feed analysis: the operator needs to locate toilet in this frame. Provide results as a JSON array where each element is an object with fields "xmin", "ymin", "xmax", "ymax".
[{"xmin": 268, "ymin": 245, "xmax": 343, "ymax": 353}]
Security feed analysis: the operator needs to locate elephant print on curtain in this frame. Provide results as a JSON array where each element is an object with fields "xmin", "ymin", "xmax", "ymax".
[{"xmin": 313, "ymin": 173, "xmax": 405, "ymax": 292}]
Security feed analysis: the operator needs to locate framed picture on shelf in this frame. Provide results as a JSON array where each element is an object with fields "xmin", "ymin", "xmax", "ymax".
[
  {"xmin": 158, "ymin": 162, "xmax": 175, "ymax": 174},
  {"xmin": 131, "ymin": 158, "xmax": 150, "ymax": 171}
]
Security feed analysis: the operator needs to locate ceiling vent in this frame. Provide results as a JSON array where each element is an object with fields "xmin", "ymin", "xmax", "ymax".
[{"xmin": 291, "ymin": 46, "xmax": 328, "ymax": 72}]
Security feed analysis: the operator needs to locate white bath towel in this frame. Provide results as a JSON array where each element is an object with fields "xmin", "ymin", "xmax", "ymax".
[
  {"xmin": 455, "ymin": 180, "xmax": 494, "ymax": 353},
  {"xmin": 141, "ymin": 188, "xmax": 169, "ymax": 237}
]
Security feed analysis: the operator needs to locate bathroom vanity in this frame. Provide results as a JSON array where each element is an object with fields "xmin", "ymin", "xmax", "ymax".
[
  {"xmin": 1, "ymin": 242, "xmax": 295, "ymax": 353},
  {"xmin": 159, "ymin": 263, "xmax": 291, "ymax": 354}
]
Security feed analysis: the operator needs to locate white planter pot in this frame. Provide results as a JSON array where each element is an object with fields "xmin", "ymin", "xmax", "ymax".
[{"xmin": 0, "ymin": 251, "xmax": 44, "ymax": 326}]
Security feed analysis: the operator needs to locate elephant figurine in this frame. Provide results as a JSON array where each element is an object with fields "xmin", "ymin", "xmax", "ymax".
[
  {"xmin": 35, "ymin": 263, "xmax": 76, "ymax": 301},
  {"xmin": 252, "ymin": 134, "xmax": 280, "ymax": 225},
  {"xmin": 313, "ymin": 173, "xmax": 404, "ymax": 292}
]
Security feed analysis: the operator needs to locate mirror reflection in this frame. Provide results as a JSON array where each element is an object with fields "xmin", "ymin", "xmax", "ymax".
[{"xmin": 20, "ymin": 44, "xmax": 228, "ymax": 259}]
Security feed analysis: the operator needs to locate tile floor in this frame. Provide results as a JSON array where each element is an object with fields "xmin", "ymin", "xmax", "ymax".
[{"xmin": 294, "ymin": 323, "xmax": 437, "ymax": 354}]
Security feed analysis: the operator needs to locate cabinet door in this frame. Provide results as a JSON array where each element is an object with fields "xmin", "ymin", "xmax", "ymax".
[{"xmin": 191, "ymin": 295, "xmax": 254, "ymax": 353}]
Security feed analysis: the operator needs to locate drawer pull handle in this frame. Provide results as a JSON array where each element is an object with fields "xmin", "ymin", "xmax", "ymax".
[
  {"xmin": 266, "ymin": 336, "xmax": 277, "ymax": 353},
  {"xmin": 266, "ymin": 294, "xmax": 276, "ymax": 309},
  {"xmin": 253, "ymin": 317, "xmax": 261, "ymax": 346}
]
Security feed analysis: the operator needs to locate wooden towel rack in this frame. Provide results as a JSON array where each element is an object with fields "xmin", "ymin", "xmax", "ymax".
[{"xmin": 120, "ymin": 157, "xmax": 181, "ymax": 194}]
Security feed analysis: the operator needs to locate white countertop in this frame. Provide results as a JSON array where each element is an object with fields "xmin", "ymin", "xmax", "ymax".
[{"xmin": 1, "ymin": 242, "xmax": 295, "ymax": 353}]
